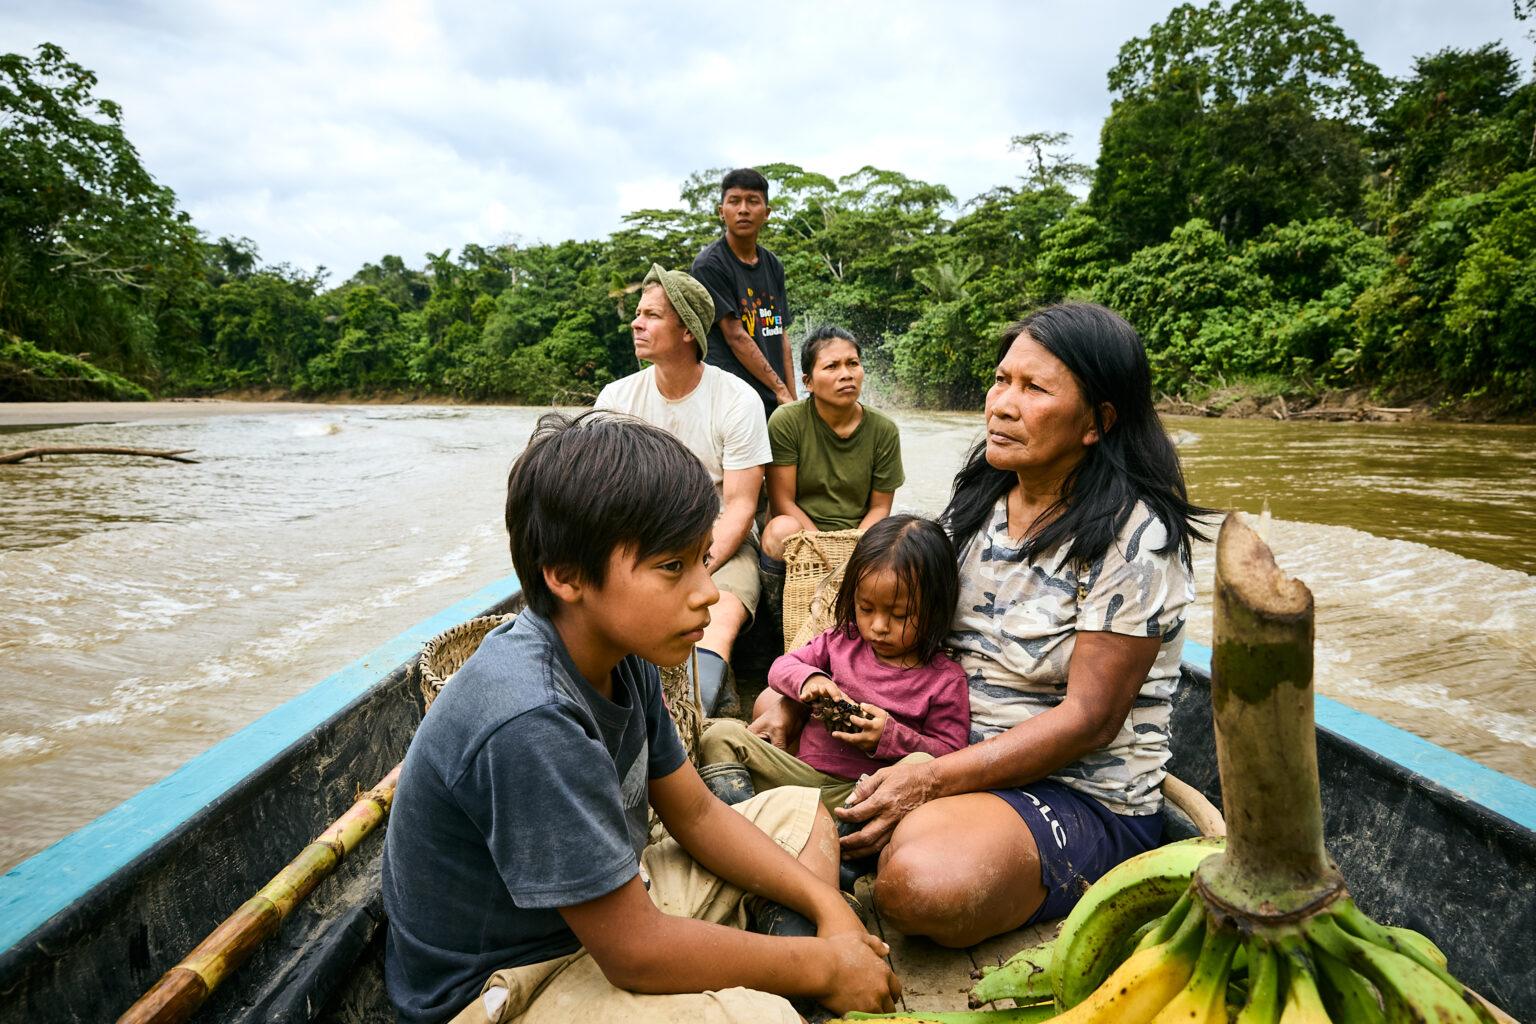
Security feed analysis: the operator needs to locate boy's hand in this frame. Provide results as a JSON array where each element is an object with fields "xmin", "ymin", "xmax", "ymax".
[
  {"xmin": 832, "ymin": 703, "xmax": 888, "ymax": 754},
  {"xmin": 798, "ymin": 674, "xmax": 846, "ymax": 704},
  {"xmin": 818, "ymin": 931, "xmax": 901, "ymax": 1015}
]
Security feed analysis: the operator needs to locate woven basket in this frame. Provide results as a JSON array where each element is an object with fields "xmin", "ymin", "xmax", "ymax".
[
  {"xmin": 781, "ymin": 529, "xmax": 862, "ymax": 651},
  {"xmin": 420, "ymin": 613, "xmax": 518, "ymax": 710},
  {"xmin": 789, "ymin": 560, "xmax": 849, "ymax": 651},
  {"xmin": 658, "ymin": 653, "xmax": 705, "ymax": 764}
]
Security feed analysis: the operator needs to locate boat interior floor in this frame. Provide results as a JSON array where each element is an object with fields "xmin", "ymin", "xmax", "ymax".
[{"xmin": 852, "ymin": 874, "xmax": 1058, "ymax": 1014}]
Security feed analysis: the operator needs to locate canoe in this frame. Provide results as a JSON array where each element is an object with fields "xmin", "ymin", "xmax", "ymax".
[{"xmin": 1, "ymin": 573, "xmax": 1533, "ymax": 1023}]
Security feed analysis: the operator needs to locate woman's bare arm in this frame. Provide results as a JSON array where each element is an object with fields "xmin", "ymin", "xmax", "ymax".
[
  {"xmin": 856, "ymin": 490, "xmax": 895, "ymax": 531},
  {"xmin": 766, "ymin": 463, "xmax": 818, "ymax": 530}
]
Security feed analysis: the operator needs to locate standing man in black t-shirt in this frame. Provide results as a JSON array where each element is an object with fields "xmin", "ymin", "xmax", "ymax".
[{"xmin": 691, "ymin": 168, "xmax": 796, "ymax": 422}]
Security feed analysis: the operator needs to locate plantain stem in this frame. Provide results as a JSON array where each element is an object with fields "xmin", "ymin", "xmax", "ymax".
[{"xmin": 1197, "ymin": 513, "xmax": 1341, "ymax": 919}]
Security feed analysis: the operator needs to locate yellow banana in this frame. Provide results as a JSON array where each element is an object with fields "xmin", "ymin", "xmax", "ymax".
[
  {"xmin": 1235, "ymin": 940, "xmax": 1283, "ymax": 1024},
  {"xmin": 1276, "ymin": 937, "xmax": 1332, "ymax": 1024},
  {"xmin": 1147, "ymin": 918, "xmax": 1239, "ymax": 1024},
  {"xmin": 1051, "ymin": 837, "xmax": 1225, "ymax": 1008},
  {"xmin": 1046, "ymin": 898, "xmax": 1208, "ymax": 1024},
  {"xmin": 1127, "ymin": 917, "xmax": 1163, "ymax": 956},
  {"xmin": 1304, "ymin": 912, "xmax": 1480, "ymax": 1024}
]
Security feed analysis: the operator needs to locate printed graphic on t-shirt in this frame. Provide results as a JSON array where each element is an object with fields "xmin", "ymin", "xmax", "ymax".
[
  {"xmin": 741, "ymin": 287, "xmax": 785, "ymax": 340},
  {"xmin": 621, "ymin": 735, "xmax": 650, "ymax": 856}
]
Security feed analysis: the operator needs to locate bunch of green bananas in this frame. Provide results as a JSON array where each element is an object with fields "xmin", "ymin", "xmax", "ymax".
[{"xmin": 965, "ymin": 837, "xmax": 1497, "ymax": 1024}]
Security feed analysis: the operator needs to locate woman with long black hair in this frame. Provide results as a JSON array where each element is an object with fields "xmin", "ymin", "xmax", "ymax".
[{"xmin": 830, "ymin": 303, "xmax": 1210, "ymax": 945}]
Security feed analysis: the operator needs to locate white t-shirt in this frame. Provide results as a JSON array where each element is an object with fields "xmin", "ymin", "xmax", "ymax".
[{"xmin": 594, "ymin": 364, "xmax": 771, "ymax": 495}]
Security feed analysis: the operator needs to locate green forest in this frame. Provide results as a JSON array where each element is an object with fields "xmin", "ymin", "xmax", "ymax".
[{"xmin": 3, "ymin": 0, "xmax": 1534, "ymax": 414}]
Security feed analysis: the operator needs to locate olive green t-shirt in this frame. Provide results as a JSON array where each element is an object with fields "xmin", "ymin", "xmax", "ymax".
[{"xmin": 767, "ymin": 400, "xmax": 905, "ymax": 531}]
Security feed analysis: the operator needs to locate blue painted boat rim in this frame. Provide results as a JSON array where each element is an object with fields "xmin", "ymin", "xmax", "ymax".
[
  {"xmin": 1183, "ymin": 640, "xmax": 1536, "ymax": 833},
  {"xmin": 0, "ymin": 572, "xmax": 522, "ymax": 956},
  {"xmin": 1, "ymin": 599, "xmax": 1531, "ymax": 959}
]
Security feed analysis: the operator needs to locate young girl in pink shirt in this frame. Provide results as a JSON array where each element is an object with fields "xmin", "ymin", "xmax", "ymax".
[{"xmin": 699, "ymin": 515, "xmax": 970, "ymax": 812}]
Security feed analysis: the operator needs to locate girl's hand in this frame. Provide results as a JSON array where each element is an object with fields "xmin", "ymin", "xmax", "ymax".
[
  {"xmin": 832, "ymin": 703, "xmax": 888, "ymax": 753},
  {"xmin": 798, "ymin": 674, "xmax": 846, "ymax": 704},
  {"xmin": 834, "ymin": 757, "xmax": 941, "ymax": 858}
]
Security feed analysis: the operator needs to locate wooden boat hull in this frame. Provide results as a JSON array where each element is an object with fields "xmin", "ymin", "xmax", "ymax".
[{"xmin": 1, "ymin": 576, "xmax": 1532, "ymax": 1022}]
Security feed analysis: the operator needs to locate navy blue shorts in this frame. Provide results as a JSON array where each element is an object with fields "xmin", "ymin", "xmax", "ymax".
[{"xmin": 991, "ymin": 779, "xmax": 1163, "ymax": 924}]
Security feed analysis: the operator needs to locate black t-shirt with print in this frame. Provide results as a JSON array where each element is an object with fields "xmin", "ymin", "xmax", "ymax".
[{"xmin": 691, "ymin": 237, "xmax": 791, "ymax": 421}]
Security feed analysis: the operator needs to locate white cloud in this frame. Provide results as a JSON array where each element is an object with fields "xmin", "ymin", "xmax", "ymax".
[{"xmin": 4, "ymin": 0, "xmax": 1529, "ymax": 276}]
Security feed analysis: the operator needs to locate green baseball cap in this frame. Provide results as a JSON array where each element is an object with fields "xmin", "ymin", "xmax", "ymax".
[{"xmin": 643, "ymin": 263, "xmax": 714, "ymax": 360}]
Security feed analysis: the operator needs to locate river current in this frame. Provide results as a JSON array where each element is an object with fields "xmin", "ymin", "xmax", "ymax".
[{"xmin": 0, "ymin": 406, "xmax": 1532, "ymax": 872}]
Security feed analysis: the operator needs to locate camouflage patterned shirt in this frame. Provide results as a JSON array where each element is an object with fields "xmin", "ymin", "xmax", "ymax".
[{"xmin": 950, "ymin": 498, "xmax": 1194, "ymax": 816}]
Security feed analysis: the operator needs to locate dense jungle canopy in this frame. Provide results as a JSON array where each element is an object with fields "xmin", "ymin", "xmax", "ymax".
[{"xmin": 3, "ymin": 1, "xmax": 1534, "ymax": 413}]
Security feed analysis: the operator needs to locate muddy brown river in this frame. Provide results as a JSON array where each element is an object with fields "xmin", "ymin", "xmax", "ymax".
[{"xmin": 1, "ymin": 405, "xmax": 1531, "ymax": 872}]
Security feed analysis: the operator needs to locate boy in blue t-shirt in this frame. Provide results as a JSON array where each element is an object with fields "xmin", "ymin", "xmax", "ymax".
[{"xmin": 382, "ymin": 411, "xmax": 899, "ymax": 1024}]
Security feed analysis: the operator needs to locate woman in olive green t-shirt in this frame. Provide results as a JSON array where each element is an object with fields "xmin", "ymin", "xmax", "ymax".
[{"xmin": 760, "ymin": 325, "xmax": 905, "ymax": 565}]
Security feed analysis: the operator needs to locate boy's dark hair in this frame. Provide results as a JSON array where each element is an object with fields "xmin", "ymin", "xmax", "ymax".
[
  {"xmin": 799, "ymin": 323, "xmax": 861, "ymax": 377},
  {"xmin": 505, "ymin": 411, "xmax": 719, "ymax": 617},
  {"xmin": 832, "ymin": 515, "xmax": 959, "ymax": 664},
  {"xmin": 720, "ymin": 167, "xmax": 770, "ymax": 200}
]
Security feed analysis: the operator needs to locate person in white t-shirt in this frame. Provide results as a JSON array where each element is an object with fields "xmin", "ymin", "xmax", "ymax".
[{"xmin": 596, "ymin": 265, "xmax": 772, "ymax": 706}]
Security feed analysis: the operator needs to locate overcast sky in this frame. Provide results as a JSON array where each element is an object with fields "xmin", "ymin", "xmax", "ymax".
[{"xmin": 5, "ymin": 1, "xmax": 1531, "ymax": 279}]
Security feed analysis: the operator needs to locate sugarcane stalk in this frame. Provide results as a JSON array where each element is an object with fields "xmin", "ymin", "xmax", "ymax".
[
  {"xmin": 117, "ymin": 762, "xmax": 402, "ymax": 1024},
  {"xmin": 1195, "ymin": 512, "xmax": 1343, "ymax": 920}
]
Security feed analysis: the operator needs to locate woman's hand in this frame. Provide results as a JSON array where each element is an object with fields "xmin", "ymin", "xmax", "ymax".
[
  {"xmin": 747, "ymin": 692, "xmax": 808, "ymax": 750},
  {"xmin": 831, "ymin": 702, "xmax": 888, "ymax": 753},
  {"xmin": 798, "ymin": 673, "xmax": 847, "ymax": 704},
  {"xmin": 834, "ymin": 756, "xmax": 942, "ymax": 858}
]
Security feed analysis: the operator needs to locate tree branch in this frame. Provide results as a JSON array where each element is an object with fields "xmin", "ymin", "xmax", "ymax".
[{"xmin": 0, "ymin": 446, "xmax": 199, "ymax": 465}]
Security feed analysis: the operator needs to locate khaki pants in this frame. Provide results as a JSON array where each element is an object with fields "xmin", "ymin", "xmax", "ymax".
[
  {"xmin": 699, "ymin": 718, "xmax": 934, "ymax": 813},
  {"xmin": 711, "ymin": 525, "xmax": 761, "ymax": 621},
  {"xmin": 450, "ymin": 787, "xmax": 818, "ymax": 1024}
]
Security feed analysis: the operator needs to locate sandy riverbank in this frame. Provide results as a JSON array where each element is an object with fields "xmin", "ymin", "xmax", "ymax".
[
  {"xmin": 1155, "ymin": 388, "xmax": 1435, "ymax": 423},
  {"xmin": 5, "ymin": 385, "xmax": 1529, "ymax": 428},
  {"xmin": 1156, "ymin": 384, "xmax": 1534, "ymax": 423},
  {"xmin": 0, "ymin": 398, "xmax": 466, "ymax": 427}
]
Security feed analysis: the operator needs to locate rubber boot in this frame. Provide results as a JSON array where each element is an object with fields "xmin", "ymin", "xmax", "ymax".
[
  {"xmin": 697, "ymin": 761, "xmax": 755, "ymax": 806},
  {"xmin": 692, "ymin": 648, "xmax": 736, "ymax": 717},
  {"xmin": 836, "ymin": 792, "xmax": 878, "ymax": 893},
  {"xmin": 748, "ymin": 900, "xmax": 835, "ymax": 1022},
  {"xmin": 758, "ymin": 553, "xmax": 786, "ymax": 634},
  {"xmin": 747, "ymin": 898, "xmax": 818, "ymax": 938}
]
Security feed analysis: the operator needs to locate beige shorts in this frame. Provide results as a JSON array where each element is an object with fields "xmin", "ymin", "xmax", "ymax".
[
  {"xmin": 450, "ymin": 786, "xmax": 819, "ymax": 1024},
  {"xmin": 711, "ymin": 526, "xmax": 761, "ymax": 620}
]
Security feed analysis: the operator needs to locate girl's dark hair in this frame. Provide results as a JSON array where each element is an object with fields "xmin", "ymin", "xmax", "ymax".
[
  {"xmin": 506, "ymin": 411, "xmax": 719, "ymax": 617},
  {"xmin": 832, "ymin": 515, "xmax": 959, "ymax": 664},
  {"xmin": 941, "ymin": 302, "xmax": 1210, "ymax": 567},
  {"xmin": 800, "ymin": 324, "xmax": 861, "ymax": 376}
]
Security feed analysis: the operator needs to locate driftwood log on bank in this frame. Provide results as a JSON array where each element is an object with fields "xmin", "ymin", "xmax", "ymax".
[{"xmin": 0, "ymin": 446, "xmax": 199, "ymax": 464}]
